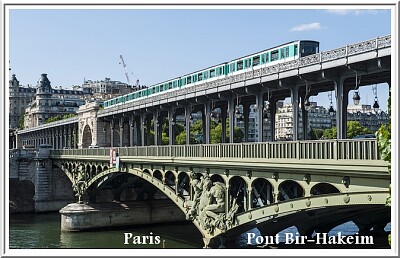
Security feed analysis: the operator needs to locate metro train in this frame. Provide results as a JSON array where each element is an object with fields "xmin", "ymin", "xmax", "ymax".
[{"xmin": 103, "ymin": 40, "xmax": 320, "ymax": 109}]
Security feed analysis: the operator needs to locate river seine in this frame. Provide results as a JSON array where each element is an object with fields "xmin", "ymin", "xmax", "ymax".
[
  {"xmin": 9, "ymin": 213, "xmax": 203, "ymax": 249},
  {"xmin": 9, "ymin": 213, "xmax": 390, "ymax": 249}
]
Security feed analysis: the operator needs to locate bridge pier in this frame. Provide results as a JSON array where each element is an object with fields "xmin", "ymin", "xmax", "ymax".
[{"xmin": 59, "ymin": 200, "xmax": 186, "ymax": 231}]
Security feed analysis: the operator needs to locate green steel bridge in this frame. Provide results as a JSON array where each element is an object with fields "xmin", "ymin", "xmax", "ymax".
[{"xmin": 50, "ymin": 139, "xmax": 390, "ymax": 247}]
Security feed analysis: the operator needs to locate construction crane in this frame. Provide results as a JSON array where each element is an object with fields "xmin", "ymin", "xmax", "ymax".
[{"xmin": 119, "ymin": 55, "xmax": 131, "ymax": 86}]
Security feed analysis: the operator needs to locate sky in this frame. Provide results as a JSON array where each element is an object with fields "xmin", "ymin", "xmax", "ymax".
[{"xmin": 8, "ymin": 7, "xmax": 392, "ymax": 110}]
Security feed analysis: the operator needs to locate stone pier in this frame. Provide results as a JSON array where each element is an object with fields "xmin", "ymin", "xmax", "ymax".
[{"xmin": 60, "ymin": 200, "xmax": 186, "ymax": 231}]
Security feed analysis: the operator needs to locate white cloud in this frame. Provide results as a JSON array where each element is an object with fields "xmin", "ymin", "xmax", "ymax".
[
  {"xmin": 290, "ymin": 22, "xmax": 321, "ymax": 32},
  {"xmin": 326, "ymin": 9, "xmax": 383, "ymax": 15}
]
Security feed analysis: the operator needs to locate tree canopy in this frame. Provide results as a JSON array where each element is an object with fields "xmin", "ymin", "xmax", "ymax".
[{"xmin": 323, "ymin": 121, "xmax": 372, "ymax": 139}]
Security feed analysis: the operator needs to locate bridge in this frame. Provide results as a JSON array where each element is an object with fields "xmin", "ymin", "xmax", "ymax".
[
  {"xmin": 50, "ymin": 140, "xmax": 389, "ymax": 247},
  {"xmin": 11, "ymin": 35, "xmax": 391, "ymax": 248}
]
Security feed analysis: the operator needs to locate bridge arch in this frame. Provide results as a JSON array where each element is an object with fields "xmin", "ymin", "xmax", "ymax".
[
  {"xmin": 229, "ymin": 176, "xmax": 248, "ymax": 213},
  {"xmin": 81, "ymin": 125, "xmax": 92, "ymax": 148},
  {"xmin": 278, "ymin": 180, "xmax": 304, "ymax": 201},
  {"xmin": 251, "ymin": 178, "xmax": 273, "ymax": 208},
  {"xmin": 210, "ymin": 174, "xmax": 225, "ymax": 184},
  {"xmin": 310, "ymin": 182, "xmax": 340, "ymax": 195},
  {"xmin": 164, "ymin": 171, "xmax": 176, "ymax": 189},
  {"xmin": 153, "ymin": 170, "xmax": 163, "ymax": 181},
  {"xmin": 177, "ymin": 172, "xmax": 190, "ymax": 197}
]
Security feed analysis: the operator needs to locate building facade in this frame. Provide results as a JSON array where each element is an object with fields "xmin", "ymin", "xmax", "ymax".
[
  {"xmin": 9, "ymin": 74, "xmax": 36, "ymax": 130},
  {"xmin": 23, "ymin": 74, "xmax": 87, "ymax": 129},
  {"xmin": 77, "ymin": 78, "xmax": 134, "ymax": 101}
]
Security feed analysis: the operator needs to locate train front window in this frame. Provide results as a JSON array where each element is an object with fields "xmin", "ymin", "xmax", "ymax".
[{"xmin": 299, "ymin": 41, "xmax": 319, "ymax": 57}]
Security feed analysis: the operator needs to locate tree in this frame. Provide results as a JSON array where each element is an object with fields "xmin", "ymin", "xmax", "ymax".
[
  {"xmin": 346, "ymin": 121, "xmax": 372, "ymax": 139},
  {"xmin": 309, "ymin": 128, "xmax": 324, "ymax": 140},
  {"xmin": 376, "ymin": 87, "xmax": 391, "ymax": 246},
  {"xmin": 323, "ymin": 121, "xmax": 372, "ymax": 139},
  {"xmin": 18, "ymin": 112, "xmax": 25, "ymax": 129}
]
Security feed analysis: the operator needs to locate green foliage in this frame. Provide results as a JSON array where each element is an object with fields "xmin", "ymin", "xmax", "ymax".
[
  {"xmin": 44, "ymin": 114, "xmax": 76, "ymax": 124},
  {"xmin": 171, "ymin": 118, "xmax": 244, "ymax": 144},
  {"xmin": 323, "ymin": 121, "xmax": 372, "ymax": 139},
  {"xmin": 346, "ymin": 121, "xmax": 372, "ymax": 139},
  {"xmin": 323, "ymin": 127, "xmax": 337, "ymax": 139},
  {"xmin": 18, "ymin": 112, "xmax": 25, "ymax": 129},
  {"xmin": 309, "ymin": 128, "xmax": 324, "ymax": 140},
  {"xmin": 376, "ymin": 87, "xmax": 391, "ymax": 246}
]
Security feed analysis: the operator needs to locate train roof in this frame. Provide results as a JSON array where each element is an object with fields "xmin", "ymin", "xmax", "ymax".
[{"xmin": 153, "ymin": 39, "xmax": 319, "ymax": 86}]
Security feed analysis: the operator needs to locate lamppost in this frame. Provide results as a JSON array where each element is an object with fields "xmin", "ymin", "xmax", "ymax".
[
  {"xmin": 372, "ymin": 84, "xmax": 380, "ymax": 113},
  {"xmin": 328, "ymin": 91, "xmax": 336, "ymax": 117},
  {"xmin": 352, "ymin": 72, "xmax": 361, "ymax": 105}
]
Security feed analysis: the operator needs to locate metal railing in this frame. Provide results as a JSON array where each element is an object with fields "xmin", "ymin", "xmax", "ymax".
[{"xmin": 51, "ymin": 139, "xmax": 381, "ymax": 161}]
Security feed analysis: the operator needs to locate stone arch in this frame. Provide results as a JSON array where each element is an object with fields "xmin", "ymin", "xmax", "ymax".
[
  {"xmin": 278, "ymin": 180, "xmax": 304, "ymax": 201},
  {"xmin": 82, "ymin": 125, "xmax": 92, "ymax": 148},
  {"xmin": 251, "ymin": 178, "xmax": 273, "ymax": 208},
  {"xmin": 229, "ymin": 176, "xmax": 247, "ymax": 213},
  {"xmin": 97, "ymin": 165, "xmax": 102, "ymax": 174},
  {"xmin": 310, "ymin": 183, "xmax": 340, "ymax": 196}
]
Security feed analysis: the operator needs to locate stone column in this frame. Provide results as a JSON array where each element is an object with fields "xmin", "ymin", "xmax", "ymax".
[
  {"xmin": 68, "ymin": 126, "xmax": 73, "ymax": 148},
  {"xmin": 146, "ymin": 115, "xmax": 151, "ymax": 146},
  {"xmin": 119, "ymin": 117, "xmax": 124, "ymax": 147},
  {"xmin": 73, "ymin": 125, "xmax": 78, "ymax": 149},
  {"xmin": 256, "ymin": 94, "xmax": 264, "ymax": 142},
  {"xmin": 63, "ymin": 126, "xmax": 67, "ymax": 148},
  {"xmin": 243, "ymin": 103, "xmax": 250, "ymax": 142},
  {"xmin": 168, "ymin": 108, "xmax": 175, "ymax": 145},
  {"xmin": 203, "ymin": 101, "xmax": 211, "ymax": 144},
  {"xmin": 301, "ymin": 96, "xmax": 308, "ymax": 140},
  {"xmin": 153, "ymin": 111, "xmax": 159, "ymax": 146},
  {"xmin": 228, "ymin": 97, "xmax": 235, "ymax": 143},
  {"xmin": 129, "ymin": 115, "xmax": 135, "ymax": 147},
  {"xmin": 269, "ymin": 99, "xmax": 277, "ymax": 142},
  {"xmin": 110, "ymin": 120, "xmax": 115, "ymax": 147},
  {"xmin": 140, "ymin": 114, "xmax": 146, "ymax": 146},
  {"xmin": 290, "ymin": 86, "xmax": 300, "ymax": 141},
  {"xmin": 185, "ymin": 105, "xmax": 191, "ymax": 145},
  {"xmin": 221, "ymin": 105, "xmax": 227, "ymax": 143}
]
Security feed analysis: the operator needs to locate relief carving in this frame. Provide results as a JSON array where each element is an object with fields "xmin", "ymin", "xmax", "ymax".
[{"xmin": 185, "ymin": 173, "xmax": 238, "ymax": 235}]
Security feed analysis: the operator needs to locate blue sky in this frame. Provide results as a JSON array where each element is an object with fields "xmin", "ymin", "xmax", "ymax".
[{"xmin": 8, "ymin": 8, "xmax": 391, "ymax": 110}]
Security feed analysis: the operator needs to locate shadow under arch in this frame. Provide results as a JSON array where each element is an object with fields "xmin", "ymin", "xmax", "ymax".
[{"xmin": 311, "ymin": 183, "xmax": 340, "ymax": 196}]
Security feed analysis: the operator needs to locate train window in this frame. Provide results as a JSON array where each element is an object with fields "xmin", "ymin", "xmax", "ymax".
[
  {"xmin": 198, "ymin": 73, "xmax": 203, "ymax": 81},
  {"xmin": 253, "ymin": 56, "xmax": 260, "ymax": 66},
  {"xmin": 300, "ymin": 41, "xmax": 319, "ymax": 57},
  {"xmin": 187, "ymin": 76, "xmax": 191, "ymax": 84},
  {"xmin": 169, "ymin": 82, "xmax": 172, "ymax": 89},
  {"xmin": 281, "ymin": 48, "xmax": 289, "ymax": 59},
  {"xmin": 271, "ymin": 50, "xmax": 279, "ymax": 61},
  {"xmin": 193, "ymin": 75, "xmax": 197, "ymax": 82},
  {"xmin": 219, "ymin": 67, "xmax": 223, "ymax": 75},
  {"xmin": 203, "ymin": 71, "xmax": 209, "ymax": 79},
  {"xmin": 210, "ymin": 69, "xmax": 215, "ymax": 78},
  {"xmin": 294, "ymin": 44, "xmax": 298, "ymax": 56},
  {"xmin": 237, "ymin": 60, "xmax": 243, "ymax": 70},
  {"xmin": 230, "ymin": 63, "xmax": 236, "ymax": 72}
]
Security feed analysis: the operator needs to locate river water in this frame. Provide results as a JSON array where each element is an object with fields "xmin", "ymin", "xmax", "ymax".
[
  {"xmin": 9, "ymin": 213, "xmax": 203, "ymax": 249},
  {"xmin": 9, "ymin": 213, "xmax": 391, "ymax": 249}
]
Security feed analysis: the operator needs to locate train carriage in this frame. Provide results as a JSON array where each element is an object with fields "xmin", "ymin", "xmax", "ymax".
[{"xmin": 104, "ymin": 40, "xmax": 319, "ymax": 109}]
